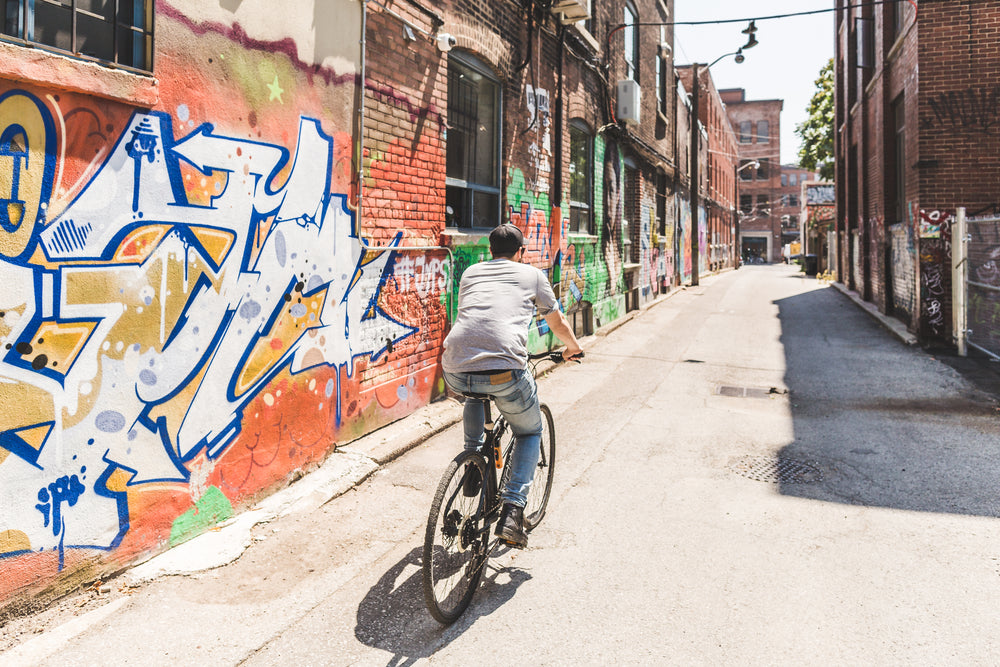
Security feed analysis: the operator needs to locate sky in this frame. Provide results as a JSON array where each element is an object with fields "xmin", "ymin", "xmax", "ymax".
[{"xmin": 673, "ymin": 0, "xmax": 835, "ymax": 166}]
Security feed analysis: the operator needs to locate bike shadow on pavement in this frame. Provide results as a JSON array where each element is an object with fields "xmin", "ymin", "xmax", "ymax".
[
  {"xmin": 772, "ymin": 285, "xmax": 1000, "ymax": 517},
  {"xmin": 354, "ymin": 546, "xmax": 531, "ymax": 664}
]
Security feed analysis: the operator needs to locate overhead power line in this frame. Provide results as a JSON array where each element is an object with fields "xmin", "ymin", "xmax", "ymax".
[{"xmin": 617, "ymin": 0, "xmax": 918, "ymax": 30}]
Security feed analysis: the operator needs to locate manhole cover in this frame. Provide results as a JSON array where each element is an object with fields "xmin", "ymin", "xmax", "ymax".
[{"xmin": 730, "ymin": 455, "xmax": 823, "ymax": 484}]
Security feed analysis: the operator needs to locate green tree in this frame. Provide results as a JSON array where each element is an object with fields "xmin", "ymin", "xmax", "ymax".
[{"xmin": 796, "ymin": 58, "xmax": 834, "ymax": 180}]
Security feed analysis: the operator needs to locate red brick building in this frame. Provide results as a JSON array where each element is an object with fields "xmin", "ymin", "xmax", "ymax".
[
  {"xmin": 776, "ymin": 165, "xmax": 819, "ymax": 253},
  {"xmin": 720, "ymin": 89, "xmax": 783, "ymax": 263},
  {"xmin": 677, "ymin": 66, "xmax": 738, "ymax": 275},
  {"xmin": 834, "ymin": 0, "xmax": 1000, "ymax": 343}
]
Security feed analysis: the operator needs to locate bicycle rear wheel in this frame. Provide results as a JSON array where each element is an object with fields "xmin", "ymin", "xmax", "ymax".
[
  {"xmin": 500, "ymin": 403, "xmax": 555, "ymax": 531},
  {"xmin": 422, "ymin": 450, "xmax": 489, "ymax": 624}
]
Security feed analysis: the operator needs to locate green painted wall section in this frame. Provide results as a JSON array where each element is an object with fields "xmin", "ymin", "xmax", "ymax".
[
  {"xmin": 169, "ymin": 486, "xmax": 235, "ymax": 547},
  {"xmin": 445, "ymin": 135, "xmax": 629, "ymax": 347}
]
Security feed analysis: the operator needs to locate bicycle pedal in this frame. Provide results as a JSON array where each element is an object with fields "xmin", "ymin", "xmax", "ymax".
[{"xmin": 501, "ymin": 539, "xmax": 526, "ymax": 550}]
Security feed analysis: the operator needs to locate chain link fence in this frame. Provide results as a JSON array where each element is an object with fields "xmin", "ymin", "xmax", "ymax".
[{"xmin": 962, "ymin": 213, "xmax": 1000, "ymax": 360}]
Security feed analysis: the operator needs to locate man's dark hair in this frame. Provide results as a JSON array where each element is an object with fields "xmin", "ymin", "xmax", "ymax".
[{"xmin": 489, "ymin": 224, "xmax": 524, "ymax": 257}]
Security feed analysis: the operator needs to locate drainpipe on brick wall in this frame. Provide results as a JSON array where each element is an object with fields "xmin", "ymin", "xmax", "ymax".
[
  {"xmin": 554, "ymin": 25, "xmax": 565, "ymax": 207},
  {"xmin": 357, "ymin": 0, "xmax": 456, "ymax": 316}
]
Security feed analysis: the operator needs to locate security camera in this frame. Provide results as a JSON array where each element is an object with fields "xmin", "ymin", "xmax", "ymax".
[{"xmin": 436, "ymin": 33, "xmax": 456, "ymax": 52}]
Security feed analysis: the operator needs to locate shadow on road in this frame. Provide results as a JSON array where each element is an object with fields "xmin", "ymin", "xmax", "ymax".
[
  {"xmin": 772, "ymin": 283, "xmax": 1000, "ymax": 517},
  {"xmin": 354, "ymin": 546, "xmax": 530, "ymax": 665}
]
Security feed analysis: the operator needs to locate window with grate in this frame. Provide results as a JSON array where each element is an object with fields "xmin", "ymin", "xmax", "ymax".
[
  {"xmin": 569, "ymin": 120, "xmax": 593, "ymax": 234},
  {"xmin": 446, "ymin": 52, "xmax": 501, "ymax": 229},
  {"xmin": 1, "ymin": 0, "xmax": 153, "ymax": 71}
]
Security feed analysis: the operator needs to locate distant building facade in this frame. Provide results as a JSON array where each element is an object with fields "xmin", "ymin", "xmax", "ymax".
[
  {"xmin": 776, "ymin": 165, "xmax": 819, "ymax": 251},
  {"xmin": 720, "ymin": 88, "xmax": 783, "ymax": 263},
  {"xmin": 677, "ymin": 66, "xmax": 738, "ymax": 276}
]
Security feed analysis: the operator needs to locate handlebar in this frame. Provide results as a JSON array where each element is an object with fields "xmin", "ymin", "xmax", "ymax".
[{"xmin": 527, "ymin": 350, "xmax": 585, "ymax": 364}]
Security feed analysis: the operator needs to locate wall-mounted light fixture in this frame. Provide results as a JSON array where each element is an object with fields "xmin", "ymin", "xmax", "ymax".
[{"xmin": 436, "ymin": 32, "xmax": 456, "ymax": 52}]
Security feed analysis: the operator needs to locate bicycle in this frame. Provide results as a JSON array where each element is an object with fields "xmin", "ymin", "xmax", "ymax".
[{"xmin": 421, "ymin": 350, "xmax": 577, "ymax": 625}]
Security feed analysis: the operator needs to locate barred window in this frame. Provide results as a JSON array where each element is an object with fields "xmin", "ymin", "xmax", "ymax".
[{"xmin": 1, "ymin": 0, "xmax": 154, "ymax": 72}]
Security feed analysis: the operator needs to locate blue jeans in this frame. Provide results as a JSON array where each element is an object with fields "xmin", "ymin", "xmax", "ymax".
[{"xmin": 443, "ymin": 369, "xmax": 542, "ymax": 508}]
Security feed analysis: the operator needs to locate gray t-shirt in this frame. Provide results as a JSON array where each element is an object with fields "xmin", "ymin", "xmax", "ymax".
[{"xmin": 442, "ymin": 259, "xmax": 559, "ymax": 373}]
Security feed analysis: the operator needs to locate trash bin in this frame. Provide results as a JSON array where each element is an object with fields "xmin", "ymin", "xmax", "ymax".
[{"xmin": 804, "ymin": 254, "xmax": 818, "ymax": 276}]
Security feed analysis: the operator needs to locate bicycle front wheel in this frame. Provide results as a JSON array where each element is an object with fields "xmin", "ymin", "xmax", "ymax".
[
  {"xmin": 422, "ymin": 450, "xmax": 489, "ymax": 624},
  {"xmin": 500, "ymin": 404, "xmax": 556, "ymax": 531},
  {"xmin": 523, "ymin": 403, "xmax": 555, "ymax": 530}
]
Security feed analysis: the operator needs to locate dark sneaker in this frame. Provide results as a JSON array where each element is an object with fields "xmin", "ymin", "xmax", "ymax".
[
  {"xmin": 495, "ymin": 503, "xmax": 527, "ymax": 548},
  {"xmin": 462, "ymin": 463, "xmax": 482, "ymax": 497}
]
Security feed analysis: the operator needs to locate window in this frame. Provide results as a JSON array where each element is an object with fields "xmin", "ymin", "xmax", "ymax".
[
  {"xmin": 656, "ymin": 26, "xmax": 668, "ymax": 114},
  {"xmin": 756, "ymin": 194, "xmax": 769, "ymax": 208},
  {"xmin": 446, "ymin": 53, "xmax": 501, "ymax": 229},
  {"xmin": 624, "ymin": 2, "xmax": 638, "ymax": 81},
  {"xmin": 739, "ymin": 159, "xmax": 754, "ymax": 181},
  {"xmin": 569, "ymin": 121, "xmax": 594, "ymax": 234},
  {"xmin": 624, "ymin": 164, "xmax": 638, "ymax": 259},
  {"xmin": 781, "ymin": 174, "xmax": 788, "ymax": 187},
  {"xmin": 790, "ymin": 173, "xmax": 797, "ymax": 186},
  {"xmin": 2, "ymin": 0, "xmax": 153, "ymax": 71},
  {"xmin": 789, "ymin": 194, "xmax": 799, "ymax": 207},
  {"xmin": 757, "ymin": 120, "xmax": 769, "ymax": 144},
  {"xmin": 739, "ymin": 120, "xmax": 752, "ymax": 143},
  {"xmin": 756, "ymin": 159, "xmax": 768, "ymax": 180},
  {"xmin": 740, "ymin": 194, "xmax": 752, "ymax": 213}
]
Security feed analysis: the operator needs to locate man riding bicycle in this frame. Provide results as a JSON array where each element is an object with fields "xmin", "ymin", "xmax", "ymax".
[{"xmin": 441, "ymin": 224, "xmax": 583, "ymax": 548}]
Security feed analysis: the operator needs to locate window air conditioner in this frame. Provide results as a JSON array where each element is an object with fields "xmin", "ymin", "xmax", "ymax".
[
  {"xmin": 551, "ymin": 0, "xmax": 589, "ymax": 24},
  {"xmin": 616, "ymin": 80, "xmax": 641, "ymax": 125}
]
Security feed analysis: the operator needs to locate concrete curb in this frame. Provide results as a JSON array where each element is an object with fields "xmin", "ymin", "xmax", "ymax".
[{"xmin": 829, "ymin": 280, "xmax": 919, "ymax": 346}]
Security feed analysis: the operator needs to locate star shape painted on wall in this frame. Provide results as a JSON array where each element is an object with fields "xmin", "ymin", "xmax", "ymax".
[{"xmin": 267, "ymin": 75, "xmax": 284, "ymax": 103}]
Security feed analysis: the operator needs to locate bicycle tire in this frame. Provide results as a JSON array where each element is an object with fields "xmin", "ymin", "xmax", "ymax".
[
  {"xmin": 422, "ymin": 450, "xmax": 490, "ymax": 624},
  {"xmin": 499, "ymin": 403, "xmax": 555, "ymax": 531}
]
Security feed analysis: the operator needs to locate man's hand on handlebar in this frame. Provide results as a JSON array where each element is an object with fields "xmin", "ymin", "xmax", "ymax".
[{"xmin": 561, "ymin": 345, "xmax": 584, "ymax": 363}]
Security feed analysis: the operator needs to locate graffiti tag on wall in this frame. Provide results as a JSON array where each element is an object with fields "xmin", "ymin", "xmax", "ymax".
[
  {"xmin": 0, "ymin": 91, "xmax": 414, "ymax": 569},
  {"xmin": 922, "ymin": 86, "xmax": 1000, "ymax": 134},
  {"xmin": 918, "ymin": 209, "xmax": 953, "ymax": 339},
  {"xmin": 805, "ymin": 184, "xmax": 835, "ymax": 206}
]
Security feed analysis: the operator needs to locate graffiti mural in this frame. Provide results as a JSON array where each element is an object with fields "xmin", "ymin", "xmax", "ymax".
[
  {"xmin": 0, "ymin": 91, "xmax": 416, "ymax": 571},
  {"xmin": 601, "ymin": 137, "xmax": 624, "ymax": 293},
  {"xmin": 805, "ymin": 184, "xmax": 835, "ymax": 205},
  {"xmin": 889, "ymin": 222, "xmax": 916, "ymax": 325},
  {"xmin": 918, "ymin": 209, "xmax": 953, "ymax": 339},
  {"xmin": 677, "ymin": 197, "xmax": 692, "ymax": 283}
]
